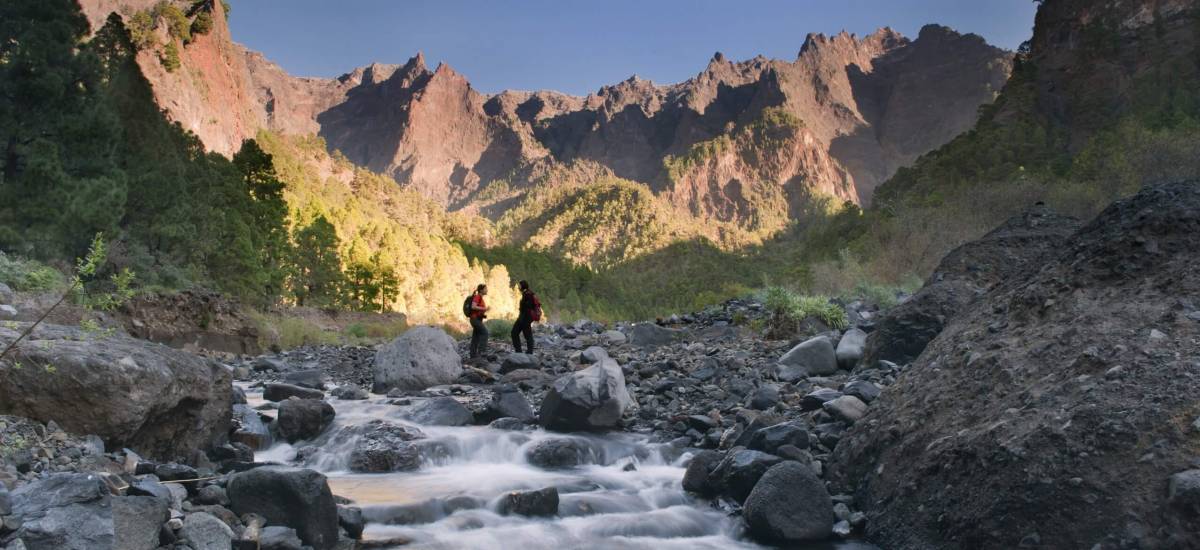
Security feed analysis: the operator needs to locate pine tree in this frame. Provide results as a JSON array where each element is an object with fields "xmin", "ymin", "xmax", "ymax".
[{"xmin": 290, "ymin": 216, "xmax": 343, "ymax": 307}]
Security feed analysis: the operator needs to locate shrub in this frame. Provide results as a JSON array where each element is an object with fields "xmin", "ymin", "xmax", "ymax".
[
  {"xmin": 155, "ymin": 2, "xmax": 191, "ymax": 43},
  {"xmin": 127, "ymin": 10, "xmax": 158, "ymax": 50},
  {"xmin": 161, "ymin": 41, "xmax": 181, "ymax": 72},
  {"xmin": 190, "ymin": 9, "xmax": 213, "ymax": 36},
  {"xmin": 762, "ymin": 286, "xmax": 847, "ymax": 330},
  {"xmin": 485, "ymin": 318, "xmax": 514, "ymax": 340},
  {"xmin": 0, "ymin": 253, "xmax": 65, "ymax": 292}
]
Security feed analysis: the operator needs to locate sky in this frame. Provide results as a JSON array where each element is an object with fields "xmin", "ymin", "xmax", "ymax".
[{"xmin": 229, "ymin": 0, "xmax": 1039, "ymax": 96}]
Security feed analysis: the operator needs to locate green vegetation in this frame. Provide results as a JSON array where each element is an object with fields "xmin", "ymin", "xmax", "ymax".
[
  {"xmin": 762, "ymin": 286, "xmax": 847, "ymax": 331},
  {"xmin": 485, "ymin": 319, "xmax": 514, "ymax": 341},
  {"xmin": 0, "ymin": 253, "xmax": 64, "ymax": 293}
]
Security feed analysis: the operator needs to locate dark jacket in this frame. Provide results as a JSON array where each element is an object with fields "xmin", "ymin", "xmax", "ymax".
[{"xmin": 517, "ymin": 291, "xmax": 536, "ymax": 323}]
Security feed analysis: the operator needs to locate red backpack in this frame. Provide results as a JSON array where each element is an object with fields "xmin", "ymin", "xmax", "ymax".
[{"xmin": 530, "ymin": 293, "xmax": 543, "ymax": 322}]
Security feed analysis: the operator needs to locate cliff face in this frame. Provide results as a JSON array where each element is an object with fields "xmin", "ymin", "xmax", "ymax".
[{"xmin": 76, "ymin": 1, "xmax": 1011, "ymax": 231}]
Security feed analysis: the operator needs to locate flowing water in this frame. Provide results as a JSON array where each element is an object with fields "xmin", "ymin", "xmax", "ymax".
[{"xmin": 247, "ymin": 387, "xmax": 878, "ymax": 550}]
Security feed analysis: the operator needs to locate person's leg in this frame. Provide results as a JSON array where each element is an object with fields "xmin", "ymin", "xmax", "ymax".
[
  {"xmin": 511, "ymin": 320, "xmax": 522, "ymax": 352},
  {"xmin": 469, "ymin": 318, "xmax": 484, "ymax": 358},
  {"xmin": 479, "ymin": 320, "xmax": 489, "ymax": 356},
  {"xmin": 521, "ymin": 322, "xmax": 534, "ymax": 353}
]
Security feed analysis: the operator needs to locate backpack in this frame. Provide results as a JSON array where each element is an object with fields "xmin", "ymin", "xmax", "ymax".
[
  {"xmin": 530, "ymin": 293, "xmax": 543, "ymax": 322},
  {"xmin": 463, "ymin": 295, "xmax": 474, "ymax": 318}
]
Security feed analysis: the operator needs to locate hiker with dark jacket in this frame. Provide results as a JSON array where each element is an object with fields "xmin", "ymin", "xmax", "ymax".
[
  {"xmin": 468, "ymin": 284, "xmax": 489, "ymax": 360},
  {"xmin": 511, "ymin": 280, "xmax": 539, "ymax": 353}
]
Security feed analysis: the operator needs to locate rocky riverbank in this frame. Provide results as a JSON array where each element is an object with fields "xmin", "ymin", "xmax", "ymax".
[{"xmin": 2, "ymin": 181, "xmax": 1198, "ymax": 549}]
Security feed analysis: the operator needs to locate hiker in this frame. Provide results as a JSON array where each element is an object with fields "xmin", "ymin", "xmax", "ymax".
[
  {"xmin": 511, "ymin": 280, "xmax": 541, "ymax": 353},
  {"xmin": 467, "ymin": 284, "xmax": 489, "ymax": 360}
]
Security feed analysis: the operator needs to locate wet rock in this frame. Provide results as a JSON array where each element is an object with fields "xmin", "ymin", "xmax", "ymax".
[
  {"xmin": 326, "ymin": 420, "xmax": 425, "ymax": 473},
  {"xmin": 500, "ymin": 353, "xmax": 539, "ymax": 373},
  {"xmin": 539, "ymin": 358, "xmax": 633, "ymax": 431},
  {"xmin": 405, "ymin": 397, "xmax": 473, "ymax": 426},
  {"xmin": 488, "ymin": 417, "xmax": 527, "ymax": 431},
  {"xmin": 835, "ymin": 328, "xmax": 867, "ymax": 369},
  {"xmin": 485, "ymin": 386, "xmax": 535, "ymax": 423},
  {"xmin": 748, "ymin": 385, "xmax": 780, "ymax": 410},
  {"xmin": 337, "ymin": 505, "xmax": 365, "ymax": 539},
  {"xmin": 232, "ymin": 404, "xmax": 273, "ymax": 450},
  {"xmin": 776, "ymin": 336, "xmax": 837, "ymax": 381},
  {"xmin": 749, "ymin": 422, "xmax": 810, "ymax": 454},
  {"xmin": 497, "ymin": 487, "xmax": 559, "ymax": 517},
  {"xmin": 259, "ymin": 525, "xmax": 304, "ymax": 549},
  {"xmin": 281, "ymin": 369, "xmax": 326, "ymax": 390},
  {"xmin": 275, "ymin": 399, "xmax": 335, "ymax": 443},
  {"xmin": 709, "ymin": 449, "xmax": 784, "ymax": 503},
  {"xmin": 0, "ymin": 323, "xmax": 232, "ymax": 461},
  {"xmin": 180, "ymin": 512, "xmax": 234, "ymax": 550},
  {"xmin": 330, "ymin": 386, "xmax": 369, "ymax": 400},
  {"xmin": 681, "ymin": 450, "xmax": 723, "ymax": 495},
  {"xmin": 372, "ymin": 326, "xmax": 462, "ymax": 392},
  {"xmin": 823, "ymin": 395, "xmax": 868, "ymax": 424},
  {"xmin": 227, "ymin": 467, "xmax": 339, "ymax": 550},
  {"xmin": 743, "ymin": 462, "xmax": 834, "ymax": 543},
  {"xmin": 526, "ymin": 438, "xmax": 600, "ymax": 469},
  {"xmin": 627, "ymin": 323, "xmax": 684, "ymax": 348}
]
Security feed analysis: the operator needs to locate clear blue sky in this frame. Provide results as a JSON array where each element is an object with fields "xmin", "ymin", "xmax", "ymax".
[{"xmin": 229, "ymin": 0, "xmax": 1039, "ymax": 96}]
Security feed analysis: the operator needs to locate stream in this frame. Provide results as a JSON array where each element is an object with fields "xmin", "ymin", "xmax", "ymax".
[{"xmin": 247, "ymin": 387, "xmax": 879, "ymax": 549}]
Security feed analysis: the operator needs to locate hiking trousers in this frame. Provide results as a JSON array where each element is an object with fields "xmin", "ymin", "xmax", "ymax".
[
  {"xmin": 469, "ymin": 317, "xmax": 488, "ymax": 358},
  {"xmin": 511, "ymin": 318, "xmax": 534, "ymax": 354}
]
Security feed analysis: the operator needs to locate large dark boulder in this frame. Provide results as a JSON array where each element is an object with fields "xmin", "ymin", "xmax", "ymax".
[
  {"xmin": 627, "ymin": 323, "xmax": 684, "ymax": 348},
  {"xmin": 775, "ymin": 336, "xmax": 837, "ymax": 381},
  {"xmin": 833, "ymin": 183, "xmax": 1200, "ymax": 549},
  {"xmin": 483, "ymin": 385, "xmax": 535, "ymax": 423},
  {"xmin": 7, "ymin": 473, "xmax": 114, "ymax": 550},
  {"xmin": 275, "ymin": 399, "xmax": 335, "ymax": 443},
  {"xmin": 748, "ymin": 422, "xmax": 810, "ymax": 454},
  {"xmin": 708, "ymin": 450, "xmax": 783, "ymax": 503},
  {"xmin": 346, "ymin": 421, "xmax": 424, "ymax": 473},
  {"xmin": 681, "ymin": 450, "xmax": 723, "ymax": 495},
  {"xmin": 372, "ymin": 326, "xmax": 461, "ymax": 392},
  {"xmin": 743, "ymin": 462, "xmax": 834, "ymax": 543},
  {"xmin": 525, "ymin": 437, "xmax": 602, "ymax": 469},
  {"xmin": 538, "ymin": 358, "xmax": 632, "ymax": 431},
  {"xmin": 0, "ymin": 324, "xmax": 232, "ymax": 461},
  {"xmin": 227, "ymin": 467, "xmax": 339, "ymax": 550},
  {"xmin": 861, "ymin": 206, "xmax": 1079, "ymax": 366}
]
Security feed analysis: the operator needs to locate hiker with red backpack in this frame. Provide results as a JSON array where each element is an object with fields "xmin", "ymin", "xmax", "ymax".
[
  {"xmin": 511, "ymin": 280, "xmax": 541, "ymax": 354},
  {"xmin": 465, "ymin": 284, "xmax": 490, "ymax": 360}
]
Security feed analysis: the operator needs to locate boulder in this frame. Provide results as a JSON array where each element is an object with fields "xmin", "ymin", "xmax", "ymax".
[
  {"xmin": 627, "ymin": 323, "xmax": 684, "ymax": 348},
  {"xmin": 330, "ymin": 385, "xmax": 369, "ymax": 400},
  {"xmin": 227, "ymin": 467, "xmax": 339, "ymax": 550},
  {"xmin": 749, "ymin": 422, "xmax": 810, "ymax": 454},
  {"xmin": 180, "ymin": 512, "xmax": 234, "ymax": 550},
  {"xmin": 747, "ymin": 385, "xmax": 780, "ymax": 410},
  {"xmin": 835, "ymin": 328, "xmax": 867, "ymax": 369},
  {"xmin": 743, "ymin": 462, "xmax": 834, "ymax": 543},
  {"xmin": 800, "ymin": 388, "xmax": 842, "ymax": 411},
  {"xmin": 404, "ymin": 397, "xmax": 473, "ymax": 426},
  {"xmin": 709, "ymin": 450, "xmax": 784, "ymax": 503},
  {"xmin": 337, "ymin": 505, "xmax": 365, "ymax": 539},
  {"xmin": 232, "ymin": 404, "xmax": 272, "ymax": 450},
  {"xmin": 263, "ymin": 383, "xmax": 324, "ymax": 402},
  {"xmin": 681, "ymin": 450, "xmax": 723, "ymax": 495},
  {"xmin": 776, "ymin": 336, "xmax": 837, "ymax": 381},
  {"xmin": 600, "ymin": 330, "xmax": 627, "ymax": 345},
  {"xmin": 525, "ymin": 437, "xmax": 601, "ymax": 469},
  {"xmin": 345, "ymin": 420, "xmax": 424, "ymax": 473},
  {"xmin": 7, "ymin": 473, "xmax": 115, "ymax": 549},
  {"xmin": 1169, "ymin": 470, "xmax": 1200, "ymax": 509},
  {"xmin": 0, "ymin": 323, "xmax": 232, "ymax": 461},
  {"xmin": 281, "ymin": 369, "xmax": 326, "ymax": 390},
  {"xmin": 579, "ymin": 346, "xmax": 608, "ymax": 365},
  {"xmin": 842, "ymin": 380, "xmax": 881, "ymax": 403},
  {"xmin": 823, "ymin": 395, "xmax": 868, "ymax": 424},
  {"xmin": 538, "ymin": 358, "xmax": 632, "ymax": 431},
  {"xmin": 485, "ymin": 386, "xmax": 535, "ymax": 423},
  {"xmin": 0, "ymin": 304, "xmax": 17, "ymax": 320},
  {"xmin": 259, "ymin": 525, "xmax": 304, "ymax": 549},
  {"xmin": 113, "ymin": 495, "xmax": 168, "ymax": 550},
  {"xmin": 372, "ymin": 326, "xmax": 461, "ymax": 392},
  {"xmin": 0, "ymin": 281, "xmax": 13, "ymax": 303},
  {"xmin": 500, "ymin": 353, "xmax": 539, "ymax": 374},
  {"xmin": 496, "ymin": 487, "xmax": 559, "ymax": 517},
  {"xmin": 275, "ymin": 399, "xmax": 335, "ymax": 443}
]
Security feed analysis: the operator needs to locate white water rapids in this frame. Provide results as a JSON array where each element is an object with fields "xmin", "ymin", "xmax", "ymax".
[{"xmin": 246, "ymin": 387, "xmax": 879, "ymax": 549}]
